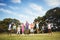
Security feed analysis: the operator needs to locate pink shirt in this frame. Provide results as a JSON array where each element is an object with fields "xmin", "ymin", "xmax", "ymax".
[{"xmin": 22, "ymin": 24, "xmax": 25, "ymax": 32}]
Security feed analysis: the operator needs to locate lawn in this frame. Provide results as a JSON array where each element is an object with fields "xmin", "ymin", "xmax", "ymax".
[{"xmin": 0, "ymin": 32, "xmax": 60, "ymax": 40}]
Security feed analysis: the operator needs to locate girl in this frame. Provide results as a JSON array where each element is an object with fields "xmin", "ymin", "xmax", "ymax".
[{"xmin": 21, "ymin": 23, "xmax": 25, "ymax": 34}]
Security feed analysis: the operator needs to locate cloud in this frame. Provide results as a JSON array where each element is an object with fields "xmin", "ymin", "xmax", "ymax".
[
  {"xmin": 0, "ymin": 3, "xmax": 7, "ymax": 6},
  {"xmin": 28, "ymin": 3, "xmax": 46, "ymax": 17},
  {"xmin": 0, "ymin": 8, "xmax": 13, "ymax": 14},
  {"xmin": 24, "ymin": 8, "xmax": 35, "ymax": 16},
  {"xmin": 29, "ymin": 3, "xmax": 43, "ymax": 12},
  {"xmin": 0, "ymin": 3, "xmax": 46, "ymax": 23},
  {"xmin": 0, "ymin": 8, "xmax": 32, "ymax": 23},
  {"xmin": 0, "ymin": 8, "xmax": 25, "ymax": 18},
  {"xmin": 11, "ymin": 0, "xmax": 21, "ymax": 3},
  {"xmin": 0, "ymin": 8, "xmax": 33, "ymax": 23},
  {"xmin": 45, "ymin": 0, "xmax": 60, "ymax": 7},
  {"xmin": 23, "ymin": 3, "xmax": 46, "ymax": 23},
  {"xmin": 8, "ymin": 6, "xmax": 20, "ymax": 10}
]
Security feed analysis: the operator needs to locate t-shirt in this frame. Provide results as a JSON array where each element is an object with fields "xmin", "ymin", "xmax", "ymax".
[
  {"xmin": 30, "ymin": 29, "xmax": 34, "ymax": 32},
  {"xmin": 8, "ymin": 24, "xmax": 11, "ymax": 30},
  {"xmin": 48, "ymin": 24, "xmax": 51, "ymax": 29},
  {"xmin": 42, "ymin": 26, "xmax": 44, "ymax": 30},
  {"xmin": 36, "ymin": 23, "xmax": 39, "ymax": 29},
  {"xmin": 25, "ymin": 22, "xmax": 29, "ymax": 29},
  {"xmin": 30, "ymin": 24, "xmax": 34, "ymax": 29},
  {"xmin": 17, "ymin": 27, "xmax": 20, "ymax": 31},
  {"xmin": 13, "ymin": 25, "xmax": 16, "ymax": 30},
  {"xmin": 22, "ymin": 24, "xmax": 24, "ymax": 32},
  {"xmin": 29, "ymin": 24, "xmax": 31, "ymax": 29}
]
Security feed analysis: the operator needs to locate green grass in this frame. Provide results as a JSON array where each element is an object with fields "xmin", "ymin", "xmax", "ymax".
[{"xmin": 0, "ymin": 32, "xmax": 60, "ymax": 40}]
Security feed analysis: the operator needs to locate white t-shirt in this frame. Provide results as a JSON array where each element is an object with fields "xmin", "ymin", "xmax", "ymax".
[
  {"xmin": 42, "ymin": 26, "xmax": 44, "ymax": 30},
  {"xmin": 36, "ymin": 23, "xmax": 39, "ymax": 29},
  {"xmin": 8, "ymin": 24, "xmax": 11, "ymax": 30},
  {"xmin": 48, "ymin": 24, "xmax": 51, "ymax": 29},
  {"xmin": 30, "ymin": 29, "xmax": 34, "ymax": 32},
  {"xmin": 13, "ymin": 25, "xmax": 16, "ymax": 29},
  {"xmin": 17, "ymin": 26, "xmax": 20, "ymax": 31},
  {"xmin": 28, "ymin": 24, "xmax": 31, "ymax": 29}
]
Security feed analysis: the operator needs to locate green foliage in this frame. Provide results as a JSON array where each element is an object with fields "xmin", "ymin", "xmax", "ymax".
[
  {"xmin": 34, "ymin": 7, "xmax": 60, "ymax": 24},
  {"xmin": 44, "ymin": 7, "xmax": 60, "ymax": 26},
  {"xmin": 34, "ymin": 7, "xmax": 60, "ymax": 31},
  {"xmin": 34, "ymin": 16, "xmax": 45, "ymax": 22},
  {"xmin": 44, "ymin": 7, "xmax": 60, "ymax": 19},
  {"xmin": 0, "ymin": 18, "xmax": 20, "ymax": 32}
]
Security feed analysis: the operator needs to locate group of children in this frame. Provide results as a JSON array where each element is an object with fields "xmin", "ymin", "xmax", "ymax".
[{"xmin": 8, "ymin": 21, "xmax": 53, "ymax": 34}]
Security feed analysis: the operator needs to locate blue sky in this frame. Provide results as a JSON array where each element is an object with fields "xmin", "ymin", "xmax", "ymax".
[{"xmin": 0, "ymin": 0, "xmax": 60, "ymax": 23}]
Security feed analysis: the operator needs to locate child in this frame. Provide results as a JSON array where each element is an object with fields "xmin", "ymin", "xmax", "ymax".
[
  {"xmin": 30, "ymin": 23, "xmax": 34, "ymax": 34},
  {"xmin": 41, "ymin": 24, "xmax": 45, "ymax": 33},
  {"xmin": 17, "ymin": 25, "xmax": 20, "ymax": 34},
  {"xmin": 36, "ymin": 21, "xmax": 39, "ymax": 33},
  {"xmin": 48, "ymin": 23, "xmax": 52, "ymax": 35},
  {"xmin": 8, "ymin": 23, "xmax": 12, "ymax": 34},
  {"xmin": 21, "ymin": 23, "xmax": 25, "ymax": 34},
  {"xmin": 13, "ymin": 24, "xmax": 16, "ymax": 33}
]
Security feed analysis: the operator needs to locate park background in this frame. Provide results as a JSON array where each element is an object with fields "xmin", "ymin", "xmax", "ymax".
[{"xmin": 0, "ymin": 0, "xmax": 60, "ymax": 40}]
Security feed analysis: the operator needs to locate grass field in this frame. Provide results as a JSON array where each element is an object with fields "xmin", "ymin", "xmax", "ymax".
[{"xmin": 0, "ymin": 32, "xmax": 60, "ymax": 40}]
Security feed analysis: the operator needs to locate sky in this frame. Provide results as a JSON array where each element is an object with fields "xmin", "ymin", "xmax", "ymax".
[{"xmin": 0, "ymin": 0, "xmax": 60, "ymax": 23}]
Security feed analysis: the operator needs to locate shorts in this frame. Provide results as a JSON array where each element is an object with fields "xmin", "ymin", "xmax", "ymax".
[{"xmin": 48, "ymin": 29, "xmax": 52, "ymax": 33}]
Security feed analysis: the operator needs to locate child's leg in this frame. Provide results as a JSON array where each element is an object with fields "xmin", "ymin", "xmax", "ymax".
[
  {"xmin": 17, "ymin": 31, "xmax": 18, "ymax": 34},
  {"xmin": 19, "ymin": 31, "xmax": 20, "ymax": 34}
]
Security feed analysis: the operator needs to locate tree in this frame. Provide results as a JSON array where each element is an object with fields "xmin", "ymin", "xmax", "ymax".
[
  {"xmin": 43, "ymin": 7, "xmax": 60, "ymax": 31},
  {"xmin": 44, "ymin": 7, "xmax": 60, "ymax": 22},
  {"xmin": 34, "ymin": 7, "xmax": 60, "ymax": 31},
  {"xmin": 0, "ymin": 18, "xmax": 21, "ymax": 33}
]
